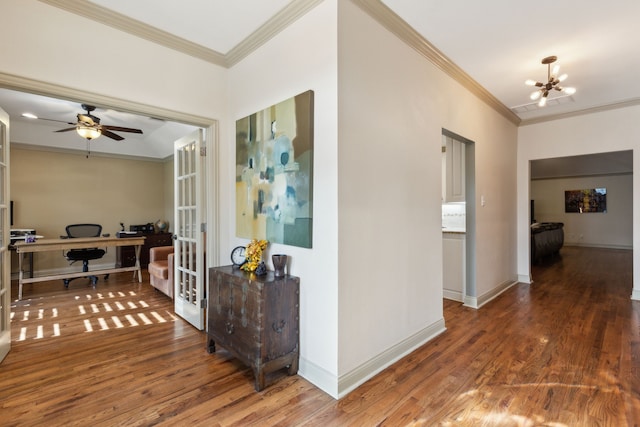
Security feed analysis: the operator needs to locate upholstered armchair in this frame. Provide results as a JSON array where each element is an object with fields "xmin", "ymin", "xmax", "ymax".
[{"xmin": 148, "ymin": 246, "xmax": 174, "ymax": 298}]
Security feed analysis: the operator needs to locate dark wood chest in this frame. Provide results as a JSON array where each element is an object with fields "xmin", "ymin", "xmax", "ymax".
[
  {"xmin": 207, "ymin": 265, "xmax": 300, "ymax": 391},
  {"xmin": 115, "ymin": 232, "xmax": 172, "ymax": 268}
]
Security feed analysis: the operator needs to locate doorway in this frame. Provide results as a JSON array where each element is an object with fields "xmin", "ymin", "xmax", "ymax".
[
  {"xmin": 0, "ymin": 74, "xmax": 218, "ymax": 332},
  {"xmin": 441, "ymin": 129, "xmax": 476, "ymax": 306}
]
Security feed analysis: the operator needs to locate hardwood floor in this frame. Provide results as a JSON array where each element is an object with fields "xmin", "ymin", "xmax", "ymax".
[{"xmin": 1, "ymin": 246, "xmax": 639, "ymax": 426}]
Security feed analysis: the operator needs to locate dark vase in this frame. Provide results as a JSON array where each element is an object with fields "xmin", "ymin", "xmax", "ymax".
[{"xmin": 272, "ymin": 254, "xmax": 287, "ymax": 277}]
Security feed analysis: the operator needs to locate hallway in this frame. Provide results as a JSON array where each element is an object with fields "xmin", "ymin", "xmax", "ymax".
[{"xmin": 1, "ymin": 246, "xmax": 639, "ymax": 425}]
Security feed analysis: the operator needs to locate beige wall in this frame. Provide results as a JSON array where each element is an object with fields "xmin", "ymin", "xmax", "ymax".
[
  {"xmin": 162, "ymin": 156, "xmax": 174, "ymax": 233},
  {"xmin": 11, "ymin": 147, "xmax": 168, "ymax": 272},
  {"xmin": 336, "ymin": 0, "xmax": 518, "ymax": 393},
  {"xmin": 517, "ymin": 106, "xmax": 640, "ymax": 295},
  {"xmin": 531, "ymin": 174, "xmax": 632, "ymax": 249}
]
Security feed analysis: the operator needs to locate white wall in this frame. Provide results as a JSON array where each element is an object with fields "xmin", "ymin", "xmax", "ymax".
[
  {"xmin": 517, "ymin": 106, "xmax": 640, "ymax": 299},
  {"xmin": 2, "ymin": 0, "xmax": 526, "ymax": 399},
  {"xmin": 337, "ymin": 0, "xmax": 519, "ymax": 396},
  {"xmin": 0, "ymin": 0, "xmax": 228, "ymax": 124},
  {"xmin": 227, "ymin": 0, "xmax": 339, "ymax": 396},
  {"xmin": 531, "ymin": 174, "xmax": 632, "ymax": 249}
]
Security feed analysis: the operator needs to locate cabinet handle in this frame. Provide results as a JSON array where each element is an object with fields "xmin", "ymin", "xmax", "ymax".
[
  {"xmin": 272, "ymin": 320, "xmax": 286, "ymax": 333},
  {"xmin": 225, "ymin": 322, "xmax": 234, "ymax": 335}
]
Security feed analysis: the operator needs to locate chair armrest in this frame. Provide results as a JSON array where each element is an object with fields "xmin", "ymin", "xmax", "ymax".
[{"xmin": 149, "ymin": 246, "xmax": 174, "ymax": 263}]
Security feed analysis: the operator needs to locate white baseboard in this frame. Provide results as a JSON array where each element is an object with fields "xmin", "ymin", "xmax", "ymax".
[
  {"xmin": 564, "ymin": 243, "xmax": 633, "ymax": 250},
  {"xmin": 464, "ymin": 279, "xmax": 518, "ymax": 310},
  {"xmin": 518, "ymin": 274, "xmax": 532, "ymax": 284},
  {"xmin": 11, "ymin": 262, "xmax": 119, "ymax": 281},
  {"xmin": 443, "ymin": 289, "xmax": 463, "ymax": 302},
  {"xmin": 632, "ymin": 289, "xmax": 640, "ymax": 301},
  {"xmin": 336, "ymin": 318, "xmax": 446, "ymax": 399},
  {"xmin": 298, "ymin": 357, "xmax": 339, "ymax": 399},
  {"xmin": 463, "ymin": 295, "xmax": 478, "ymax": 309}
]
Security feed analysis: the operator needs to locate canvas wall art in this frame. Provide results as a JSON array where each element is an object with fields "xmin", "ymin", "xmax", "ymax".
[
  {"xmin": 236, "ymin": 90, "xmax": 314, "ymax": 248},
  {"xmin": 564, "ymin": 188, "xmax": 607, "ymax": 213}
]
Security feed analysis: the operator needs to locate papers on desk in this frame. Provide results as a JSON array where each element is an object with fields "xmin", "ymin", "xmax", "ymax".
[{"xmin": 10, "ymin": 234, "xmax": 44, "ymax": 240}]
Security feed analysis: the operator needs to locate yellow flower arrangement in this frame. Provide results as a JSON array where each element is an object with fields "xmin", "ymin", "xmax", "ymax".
[{"xmin": 241, "ymin": 239, "xmax": 268, "ymax": 272}]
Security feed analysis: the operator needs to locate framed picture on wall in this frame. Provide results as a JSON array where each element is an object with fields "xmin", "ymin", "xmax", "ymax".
[
  {"xmin": 235, "ymin": 90, "xmax": 314, "ymax": 248},
  {"xmin": 564, "ymin": 188, "xmax": 607, "ymax": 213}
]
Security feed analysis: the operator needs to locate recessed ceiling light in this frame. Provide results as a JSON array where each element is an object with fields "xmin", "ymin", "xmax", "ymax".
[{"xmin": 21, "ymin": 112, "xmax": 38, "ymax": 119}]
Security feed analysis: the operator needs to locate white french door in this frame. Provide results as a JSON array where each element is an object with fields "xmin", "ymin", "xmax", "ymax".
[
  {"xmin": 0, "ymin": 108, "xmax": 10, "ymax": 362},
  {"xmin": 173, "ymin": 129, "xmax": 205, "ymax": 330}
]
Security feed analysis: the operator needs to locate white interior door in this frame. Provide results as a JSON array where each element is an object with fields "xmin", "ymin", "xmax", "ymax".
[
  {"xmin": 173, "ymin": 129, "xmax": 205, "ymax": 329},
  {"xmin": 0, "ymin": 108, "xmax": 11, "ymax": 362}
]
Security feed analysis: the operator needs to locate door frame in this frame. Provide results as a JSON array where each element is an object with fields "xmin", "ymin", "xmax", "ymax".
[
  {"xmin": 0, "ymin": 72, "xmax": 220, "ymax": 318},
  {"xmin": 0, "ymin": 107, "xmax": 10, "ymax": 362}
]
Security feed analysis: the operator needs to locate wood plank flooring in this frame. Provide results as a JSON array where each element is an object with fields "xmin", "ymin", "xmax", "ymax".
[{"xmin": 1, "ymin": 246, "xmax": 639, "ymax": 426}]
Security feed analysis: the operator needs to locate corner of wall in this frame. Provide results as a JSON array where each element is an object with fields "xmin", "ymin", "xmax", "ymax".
[{"xmin": 336, "ymin": 318, "xmax": 446, "ymax": 399}]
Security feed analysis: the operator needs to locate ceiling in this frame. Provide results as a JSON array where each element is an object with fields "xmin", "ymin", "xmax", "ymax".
[{"xmin": 2, "ymin": 0, "xmax": 639, "ymax": 163}]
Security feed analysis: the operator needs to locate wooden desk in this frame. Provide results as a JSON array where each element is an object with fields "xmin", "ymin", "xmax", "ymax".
[{"xmin": 14, "ymin": 236, "xmax": 146, "ymax": 300}]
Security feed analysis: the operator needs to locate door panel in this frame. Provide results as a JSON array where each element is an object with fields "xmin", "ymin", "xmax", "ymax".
[
  {"xmin": 0, "ymin": 108, "xmax": 10, "ymax": 362},
  {"xmin": 173, "ymin": 130, "xmax": 205, "ymax": 329}
]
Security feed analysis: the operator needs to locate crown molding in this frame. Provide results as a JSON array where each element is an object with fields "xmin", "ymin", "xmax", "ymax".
[
  {"xmin": 37, "ymin": 0, "xmax": 227, "ymax": 67},
  {"xmin": 350, "ymin": 0, "xmax": 521, "ymax": 126},
  {"xmin": 519, "ymin": 98, "xmax": 640, "ymax": 126},
  {"xmin": 226, "ymin": 0, "xmax": 325, "ymax": 67},
  {"xmin": 11, "ymin": 141, "xmax": 169, "ymax": 162},
  {"xmin": 0, "ymin": 71, "xmax": 214, "ymax": 127},
  {"xmin": 37, "ymin": 0, "xmax": 323, "ymax": 69}
]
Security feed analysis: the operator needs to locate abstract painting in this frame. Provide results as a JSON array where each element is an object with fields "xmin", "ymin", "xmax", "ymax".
[
  {"xmin": 564, "ymin": 188, "xmax": 607, "ymax": 213},
  {"xmin": 236, "ymin": 90, "xmax": 314, "ymax": 248}
]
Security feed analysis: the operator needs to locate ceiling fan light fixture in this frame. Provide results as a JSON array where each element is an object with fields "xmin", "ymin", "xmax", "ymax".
[{"xmin": 76, "ymin": 125, "xmax": 101, "ymax": 140}]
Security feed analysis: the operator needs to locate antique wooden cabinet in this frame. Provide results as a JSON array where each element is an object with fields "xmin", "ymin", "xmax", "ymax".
[
  {"xmin": 207, "ymin": 265, "xmax": 300, "ymax": 391},
  {"xmin": 115, "ymin": 232, "xmax": 172, "ymax": 268}
]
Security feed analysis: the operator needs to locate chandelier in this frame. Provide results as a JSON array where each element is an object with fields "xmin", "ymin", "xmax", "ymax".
[{"xmin": 525, "ymin": 56, "xmax": 576, "ymax": 107}]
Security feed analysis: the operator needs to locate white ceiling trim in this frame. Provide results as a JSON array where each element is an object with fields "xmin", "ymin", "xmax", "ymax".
[
  {"xmin": 38, "ymin": 0, "xmax": 227, "ymax": 66},
  {"xmin": 226, "ymin": 0, "xmax": 324, "ymax": 67},
  {"xmin": 38, "ymin": 0, "xmax": 323, "ymax": 68},
  {"xmin": 0, "ymin": 71, "xmax": 214, "ymax": 127},
  {"xmin": 520, "ymin": 97, "xmax": 640, "ymax": 126},
  {"xmin": 11, "ymin": 141, "xmax": 170, "ymax": 163},
  {"xmin": 351, "ymin": 0, "xmax": 521, "ymax": 126}
]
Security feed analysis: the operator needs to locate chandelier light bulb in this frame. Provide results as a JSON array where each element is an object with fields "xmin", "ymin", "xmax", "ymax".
[
  {"xmin": 564, "ymin": 87, "xmax": 576, "ymax": 95},
  {"xmin": 530, "ymin": 91, "xmax": 541, "ymax": 100},
  {"xmin": 538, "ymin": 96, "xmax": 547, "ymax": 107},
  {"xmin": 558, "ymin": 73, "xmax": 568, "ymax": 82},
  {"xmin": 525, "ymin": 79, "xmax": 537, "ymax": 86},
  {"xmin": 551, "ymin": 64, "xmax": 560, "ymax": 77}
]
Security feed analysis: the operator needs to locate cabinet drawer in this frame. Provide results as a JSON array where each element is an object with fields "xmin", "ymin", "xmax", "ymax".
[{"xmin": 208, "ymin": 317, "xmax": 260, "ymax": 356}]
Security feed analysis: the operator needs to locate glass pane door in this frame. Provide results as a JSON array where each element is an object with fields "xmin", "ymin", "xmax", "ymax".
[
  {"xmin": 173, "ymin": 129, "xmax": 205, "ymax": 329},
  {"xmin": 0, "ymin": 108, "xmax": 10, "ymax": 362}
]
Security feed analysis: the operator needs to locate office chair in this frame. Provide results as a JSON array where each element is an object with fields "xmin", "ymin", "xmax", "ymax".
[{"xmin": 63, "ymin": 224, "xmax": 107, "ymax": 288}]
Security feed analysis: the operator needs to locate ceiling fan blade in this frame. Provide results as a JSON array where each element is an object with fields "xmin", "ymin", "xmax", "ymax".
[
  {"xmin": 100, "ymin": 125, "xmax": 143, "ymax": 134},
  {"xmin": 35, "ymin": 117, "xmax": 75, "ymax": 125},
  {"xmin": 54, "ymin": 127, "xmax": 77, "ymax": 133},
  {"xmin": 100, "ymin": 129, "xmax": 125, "ymax": 141}
]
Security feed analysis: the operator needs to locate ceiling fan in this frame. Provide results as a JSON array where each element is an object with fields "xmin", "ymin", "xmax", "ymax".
[
  {"xmin": 52, "ymin": 104, "xmax": 144, "ymax": 141},
  {"xmin": 525, "ymin": 56, "xmax": 576, "ymax": 107}
]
